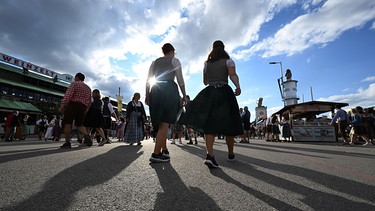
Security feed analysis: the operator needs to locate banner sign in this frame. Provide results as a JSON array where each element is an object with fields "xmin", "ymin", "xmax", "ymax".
[{"xmin": 0, "ymin": 52, "xmax": 73, "ymax": 83}]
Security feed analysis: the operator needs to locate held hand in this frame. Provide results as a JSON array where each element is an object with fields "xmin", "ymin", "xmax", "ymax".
[{"xmin": 234, "ymin": 88, "xmax": 241, "ymax": 96}]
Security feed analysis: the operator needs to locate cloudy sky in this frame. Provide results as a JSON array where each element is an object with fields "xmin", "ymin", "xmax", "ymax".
[{"xmin": 1, "ymin": 0, "xmax": 375, "ymax": 120}]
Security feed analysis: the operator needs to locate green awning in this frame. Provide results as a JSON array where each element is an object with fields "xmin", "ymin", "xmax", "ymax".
[{"xmin": 0, "ymin": 99, "xmax": 42, "ymax": 113}]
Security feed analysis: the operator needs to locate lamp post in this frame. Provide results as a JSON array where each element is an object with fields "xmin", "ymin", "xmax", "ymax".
[
  {"xmin": 269, "ymin": 61, "xmax": 283, "ymax": 83},
  {"xmin": 269, "ymin": 61, "xmax": 284, "ymax": 105}
]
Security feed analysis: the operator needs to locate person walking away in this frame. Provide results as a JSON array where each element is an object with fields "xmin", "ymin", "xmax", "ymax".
[
  {"xmin": 36, "ymin": 115, "xmax": 48, "ymax": 140},
  {"xmin": 145, "ymin": 43, "xmax": 187, "ymax": 162},
  {"xmin": 124, "ymin": 92, "xmax": 147, "ymax": 145},
  {"xmin": 350, "ymin": 106, "xmax": 372, "ymax": 146},
  {"xmin": 362, "ymin": 108, "xmax": 375, "ymax": 144},
  {"xmin": 83, "ymin": 89, "xmax": 107, "ymax": 146},
  {"xmin": 271, "ymin": 115, "xmax": 281, "ymax": 142},
  {"xmin": 330, "ymin": 104, "xmax": 349, "ymax": 144},
  {"xmin": 53, "ymin": 115, "xmax": 62, "ymax": 141},
  {"xmin": 179, "ymin": 40, "xmax": 243, "ymax": 168},
  {"xmin": 4, "ymin": 111, "xmax": 20, "ymax": 142},
  {"xmin": 102, "ymin": 96, "xmax": 118, "ymax": 143},
  {"xmin": 265, "ymin": 116, "xmax": 273, "ymax": 142},
  {"xmin": 21, "ymin": 114, "xmax": 30, "ymax": 140},
  {"xmin": 240, "ymin": 106, "xmax": 251, "ymax": 143},
  {"xmin": 171, "ymin": 123, "xmax": 183, "ymax": 144},
  {"xmin": 58, "ymin": 72, "xmax": 92, "ymax": 148},
  {"xmin": 281, "ymin": 116, "xmax": 292, "ymax": 142},
  {"xmin": 44, "ymin": 115, "xmax": 56, "ymax": 141},
  {"xmin": 116, "ymin": 117, "xmax": 126, "ymax": 142}
]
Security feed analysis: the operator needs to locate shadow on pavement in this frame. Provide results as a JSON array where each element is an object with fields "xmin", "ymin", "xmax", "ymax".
[
  {"xmin": 218, "ymin": 152, "xmax": 375, "ymax": 210},
  {"xmin": 0, "ymin": 143, "xmax": 92, "ymax": 164},
  {"xmin": 2, "ymin": 145, "xmax": 142, "ymax": 211},
  {"xmin": 178, "ymin": 143, "xmax": 375, "ymax": 210},
  {"xmin": 150, "ymin": 163, "xmax": 221, "ymax": 211}
]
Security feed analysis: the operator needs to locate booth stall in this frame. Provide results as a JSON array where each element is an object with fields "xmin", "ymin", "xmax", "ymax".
[{"xmin": 273, "ymin": 101, "xmax": 349, "ymax": 142}]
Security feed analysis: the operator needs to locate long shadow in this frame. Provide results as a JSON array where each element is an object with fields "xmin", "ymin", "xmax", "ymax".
[
  {"xmin": 0, "ymin": 146, "xmax": 61, "ymax": 155},
  {"xmin": 151, "ymin": 163, "xmax": 221, "ymax": 211},
  {"xmin": 2, "ymin": 145, "xmax": 142, "ymax": 211},
  {"xmin": 178, "ymin": 145, "xmax": 375, "ymax": 210},
  {"xmin": 0, "ymin": 144, "xmax": 92, "ymax": 164},
  {"xmin": 216, "ymin": 157, "xmax": 375, "ymax": 210},
  {"xmin": 236, "ymin": 142, "xmax": 375, "ymax": 159}
]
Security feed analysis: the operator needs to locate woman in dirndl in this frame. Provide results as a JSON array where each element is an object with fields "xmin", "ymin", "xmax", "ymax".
[
  {"xmin": 179, "ymin": 40, "xmax": 243, "ymax": 168},
  {"xmin": 124, "ymin": 93, "xmax": 146, "ymax": 145},
  {"xmin": 145, "ymin": 43, "xmax": 187, "ymax": 163},
  {"xmin": 83, "ymin": 89, "xmax": 107, "ymax": 146}
]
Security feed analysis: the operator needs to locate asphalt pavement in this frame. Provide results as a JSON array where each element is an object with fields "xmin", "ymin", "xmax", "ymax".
[{"xmin": 0, "ymin": 136, "xmax": 374, "ymax": 211}]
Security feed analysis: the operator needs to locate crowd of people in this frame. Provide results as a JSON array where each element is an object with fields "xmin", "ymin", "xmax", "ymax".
[
  {"xmin": 2, "ymin": 41, "xmax": 374, "ymax": 169},
  {"xmin": 331, "ymin": 105, "xmax": 374, "ymax": 146}
]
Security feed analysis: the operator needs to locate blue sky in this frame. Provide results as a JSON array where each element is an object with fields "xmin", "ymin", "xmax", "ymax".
[{"xmin": 1, "ymin": 0, "xmax": 374, "ymax": 121}]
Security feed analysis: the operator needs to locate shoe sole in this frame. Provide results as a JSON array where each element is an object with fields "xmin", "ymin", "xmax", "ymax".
[
  {"xmin": 204, "ymin": 160, "xmax": 219, "ymax": 168},
  {"xmin": 149, "ymin": 158, "xmax": 170, "ymax": 163}
]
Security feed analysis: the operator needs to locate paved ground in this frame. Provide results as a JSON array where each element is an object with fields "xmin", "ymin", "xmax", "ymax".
[{"xmin": 0, "ymin": 136, "xmax": 374, "ymax": 211}]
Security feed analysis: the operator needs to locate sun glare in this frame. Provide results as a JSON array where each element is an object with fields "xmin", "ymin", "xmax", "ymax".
[{"xmin": 149, "ymin": 77, "xmax": 156, "ymax": 87}]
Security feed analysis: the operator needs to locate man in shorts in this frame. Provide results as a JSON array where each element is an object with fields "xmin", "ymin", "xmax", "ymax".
[{"xmin": 58, "ymin": 72, "xmax": 92, "ymax": 148}]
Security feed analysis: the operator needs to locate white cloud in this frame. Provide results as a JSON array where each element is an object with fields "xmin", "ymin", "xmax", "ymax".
[
  {"xmin": 361, "ymin": 76, "xmax": 375, "ymax": 82},
  {"xmin": 246, "ymin": 0, "xmax": 375, "ymax": 58},
  {"xmin": 317, "ymin": 83, "xmax": 375, "ymax": 108}
]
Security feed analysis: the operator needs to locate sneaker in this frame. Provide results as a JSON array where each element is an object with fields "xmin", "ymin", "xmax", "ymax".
[
  {"xmin": 60, "ymin": 142, "xmax": 71, "ymax": 149},
  {"xmin": 84, "ymin": 134, "xmax": 93, "ymax": 147},
  {"xmin": 363, "ymin": 142, "xmax": 371, "ymax": 146},
  {"xmin": 149, "ymin": 153, "xmax": 170, "ymax": 163},
  {"xmin": 162, "ymin": 150, "xmax": 170, "ymax": 158},
  {"xmin": 204, "ymin": 154, "xmax": 219, "ymax": 168},
  {"xmin": 187, "ymin": 141, "xmax": 193, "ymax": 144},
  {"xmin": 98, "ymin": 140, "xmax": 106, "ymax": 147},
  {"xmin": 228, "ymin": 153, "xmax": 235, "ymax": 162}
]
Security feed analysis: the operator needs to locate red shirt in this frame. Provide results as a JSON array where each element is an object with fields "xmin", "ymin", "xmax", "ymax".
[{"xmin": 61, "ymin": 81, "xmax": 91, "ymax": 107}]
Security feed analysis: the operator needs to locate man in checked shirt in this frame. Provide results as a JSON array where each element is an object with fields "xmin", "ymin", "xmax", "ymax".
[{"xmin": 58, "ymin": 72, "xmax": 93, "ymax": 148}]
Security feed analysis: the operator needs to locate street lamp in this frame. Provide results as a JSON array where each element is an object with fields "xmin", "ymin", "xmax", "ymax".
[
  {"xmin": 269, "ymin": 61, "xmax": 284, "ymax": 104},
  {"xmin": 269, "ymin": 61, "xmax": 283, "ymax": 83}
]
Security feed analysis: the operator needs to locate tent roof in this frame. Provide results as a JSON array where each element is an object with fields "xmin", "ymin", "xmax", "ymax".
[{"xmin": 273, "ymin": 101, "xmax": 349, "ymax": 118}]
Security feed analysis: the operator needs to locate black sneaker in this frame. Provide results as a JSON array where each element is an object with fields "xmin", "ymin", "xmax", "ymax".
[
  {"xmin": 162, "ymin": 150, "xmax": 170, "ymax": 158},
  {"xmin": 187, "ymin": 141, "xmax": 193, "ymax": 144},
  {"xmin": 60, "ymin": 142, "xmax": 71, "ymax": 149},
  {"xmin": 204, "ymin": 154, "xmax": 219, "ymax": 168},
  {"xmin": 84, "ymin": 134, "xmax": 93, "ymax": 147},
  {"xmin": 149, "ymin": 153, "xmax": 170, "ymax": 163},
  {"xmin": 228, "ymin": 153, "xmax": 235, "ymax": 162}
]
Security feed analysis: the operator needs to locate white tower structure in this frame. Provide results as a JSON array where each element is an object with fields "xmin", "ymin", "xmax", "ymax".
[
  {"xmin": 255, "ymin": 97, "xmax": 267, "ymax": 126},
  {"xmin": 282, "ymin": 69, "xmax": 299, "ymax": 106}
]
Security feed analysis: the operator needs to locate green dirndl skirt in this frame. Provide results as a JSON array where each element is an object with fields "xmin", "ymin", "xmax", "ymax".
[
  {"xmin": 179, "ymin": 84, "xmax": 243, "ymax": 136},
  {"xmin": 149, "ymin": 80, "xmax": 181, "ymax": 131}
]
